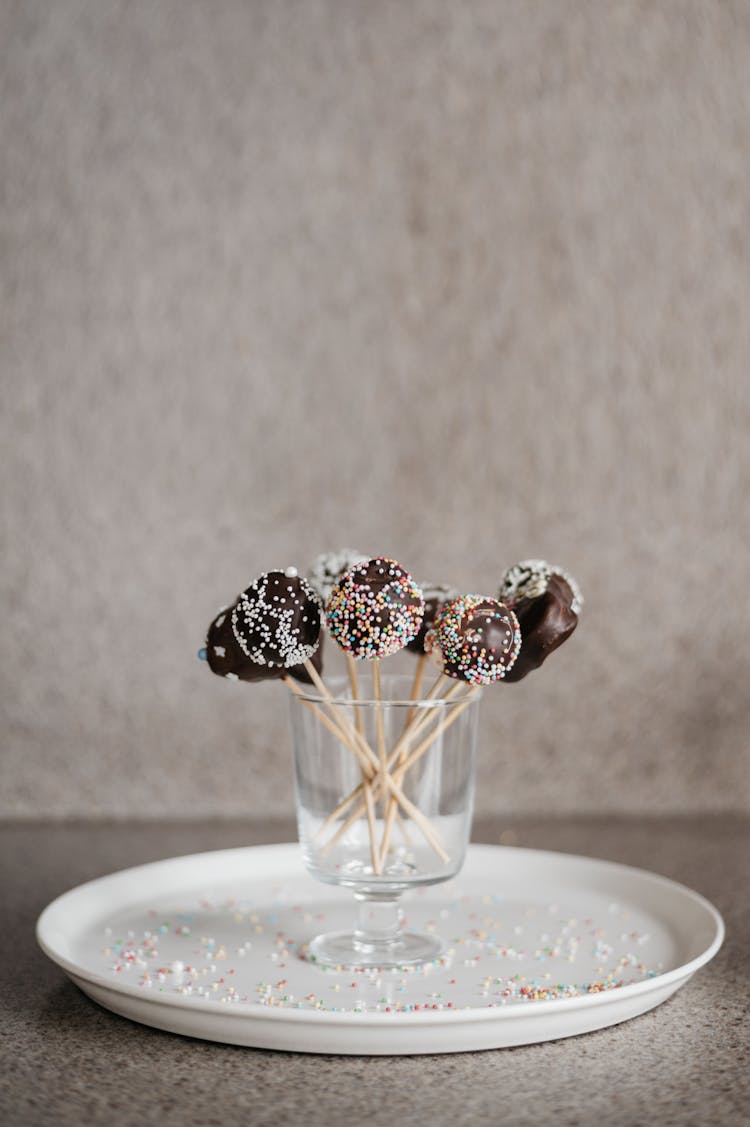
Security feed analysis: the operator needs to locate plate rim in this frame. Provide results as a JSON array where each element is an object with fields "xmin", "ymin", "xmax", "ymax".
[{"xmin": 36, "ymin": 842, "xmax": 725, "ymax": 1028}]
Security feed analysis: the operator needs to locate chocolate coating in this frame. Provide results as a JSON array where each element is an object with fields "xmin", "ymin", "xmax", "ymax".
[
  {"xmin": 501, "ymin": 574, "xmax": 578, "ymax": 682},
  {"xmin": 406, "ymin": 584, "xmax": 458, "ymax": 655},
  {"xmin": 204, "ymin": 570, "xmax": 323, "ymax": 685},
  {"xmin": 326, "ymin": 557, "xmax": 424, "ymax": 661},
  {"xmin": 428, "ymin": 595, "xmax": 521, "ymax": 685},
  {"xmin": 205, "ymin": 604, "xmax": 323, "ymax": 685},
  {"xmin": 500, "ymin": 559, "xmax": 583, "ymax": 616}
]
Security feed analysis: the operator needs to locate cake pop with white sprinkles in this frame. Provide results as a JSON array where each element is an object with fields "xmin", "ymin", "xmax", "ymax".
[
  {"xmin": 326, "ymin": 557, "xmax": 424, "ymax": 661},
  {"xmin": 307, "ymin": 548, "xmax": 369, "ymax": 607},
  {"xmin": 201, "ymin": 568, "xmax": 323, "ymax": 684},
  {"xmin": 499, "ymin": 559, "xmax": 583, "ymax": 616},
  {"xmin": 426, "ymin": 595, "xmax": 521, "ymax": 685},
  {"xmin": 498, "ymin": 560, "xmax": 581, "ymax": 682}
]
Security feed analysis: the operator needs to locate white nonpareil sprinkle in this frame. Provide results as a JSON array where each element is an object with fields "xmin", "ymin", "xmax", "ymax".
[
  {"xmin": 307, "ymin": 549, "xmax": 369, "ymax": 605},
  {"xmin": 231, "ymin": 571, "xmax": 321, "ymax": 668}
]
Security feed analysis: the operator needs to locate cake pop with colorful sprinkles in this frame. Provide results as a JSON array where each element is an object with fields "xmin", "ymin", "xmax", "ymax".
[
  {"xmin": 326, "ymin": 557, "xmax": 424, "ymax": 661},
  {"xmin": 200, "ymin": 568, "xmax": 323, "ymax": 684},
  {"xmin": 426, "ymin": 595, "xmax": 521, "ymax": 685},
  {"xmin": 498, "ymin": 561, "xmax": 581, "ymax": 682},
  {"xmin": 406, "ymin": 583, "xmax": 459, "ymax": 655},
  {"xmin": 307, "ymin": 549, "xmax": 369, "ymax": 607}
]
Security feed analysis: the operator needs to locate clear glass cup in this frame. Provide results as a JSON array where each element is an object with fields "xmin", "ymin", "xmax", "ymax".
[{"xmin": 288, "ymin": 672, "xmax": 480, "ymax": 969}]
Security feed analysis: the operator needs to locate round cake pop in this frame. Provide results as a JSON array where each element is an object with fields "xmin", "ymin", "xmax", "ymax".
[
  {"xmin": 499, "ymin": 559, "xmax": 583, "ymax": 616},
  {"xmin": 426, "ymin": 595, "xmax": 521, "ymax": 685},
  {"xmin": 200, "ymin": 568, "xmax": 323, "ymax": 684},
  {"xmin": 307, "ymin": 548, "xmax": 369, "ymax": 606},
  {"xmin": 326, "ymin": 557, "xmax": 424, "ymax": 661},
  {"xmin": 498, "ymin": 561, "xmax": 581, "ymax": 682},
  {"xmin": 406, "ymin": 583, "xmax": 459, "ymax": 655}
]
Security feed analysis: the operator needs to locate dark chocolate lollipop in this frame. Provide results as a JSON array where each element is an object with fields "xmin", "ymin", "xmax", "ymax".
[
  {"xmin": 406, "ymin": 583, "xmax": 459, "ymax": 655},
  {"xmin": 498, "ymin": 559, "xmax": 582, "ymax": 682},
  {"xmin": 200, "ymin": 568, "xmax": 323, "ymax": 684},
  {"xmin": 427, "ymin": 595, "xmax": 521, "ymax": 685},
  {"xmin": 326, "ymin": 557, "xmax": 424, "ymax": 661}
]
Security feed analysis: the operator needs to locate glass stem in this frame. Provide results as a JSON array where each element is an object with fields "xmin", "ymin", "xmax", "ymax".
[{"xmin": 353, "ymin": 892, "xmax": 404, "ymax": 956}]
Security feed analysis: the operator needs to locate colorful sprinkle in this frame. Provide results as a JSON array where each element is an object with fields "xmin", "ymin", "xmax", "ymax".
[
  {"xmin": 426, "ymin": 595, "xmax": 521, "ymax": 684},
  {"xmin": 326, "ymin": 557, "xmax": 424, "ymax": 661}
]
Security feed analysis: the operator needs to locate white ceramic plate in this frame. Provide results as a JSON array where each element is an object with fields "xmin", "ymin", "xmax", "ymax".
[{"xmin": 36, "ymin": 843, "xmax": 723, "ymax": 1054}]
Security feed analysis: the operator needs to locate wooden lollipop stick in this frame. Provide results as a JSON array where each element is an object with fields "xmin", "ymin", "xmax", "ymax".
[
  {"xmin": 320, "ymin": 746, "xmax": 451, "ymax": 864},
  {"xmin": 372, "ymin": 659, "xmax": 388, "ymax": 818},
  {"xmin": 316, "ymin": 675, "xmax": 437, "ymax": 840},
  {"xmin": 389, "ymin": 680, "xmax": 470, "ymax": 766},
  {"xmin": 317, "ymin": 677, "xmax": 462, "ymax": 847},
  {"xmin": 321, "ymin": 770, "xmax": 449, "ymax": 863},
  {"xmin": 378, "ymin": 672, "xmax": 419, "ymax": 868},
  {"xmin": 283, "ymin": 677, "xmax": 362, "ymax": 759},
  {"xmin": 345, "ymin": 653, "xmax": 365, "ymax": 738},
  {"xmin": 343, "ymin": 656, "xmax": 380, "ymax": 867},
  {"xmin": 422, "ymin": 670, "xmax": 452, "ymax": 703},
  {"xmin": 379, "ymin": 684, "xmax": 476, "ymax": 868},
  {"xmin": 286, "ymin": 667, "xmax": 381, "ymax": 852},
  {"xmin": 404, "ymin": 653, "xmax": 427, "ymax": 729},
  {"xmin": 363, "ymin": 777, "xmax": 381, "ymax": 874},
  {"xmin": 303, "ymin": 660, "xmax": 377, "ymax": 775},
  {"xmin": 377, "ymin": 689, "xmax": 478, "ymax": 867},
  {"xmin": 383, "ymin": 656, "xmax": 428, "ymax": 858},
  {"xmin": 313, "ymin": 692, "xmax": 432, "ymax": 842},
  {"xmin": 383, "ymin": 785, "xmax": 449, "ymax": 861},
  {"xmin": 302, "ymin": 661, "xmax": 448, "ymax": 862},
  {"xmin": 383, "ymin": 677, "xmax": 463, "ymax": 780},
  {"xmin": 385, "ymin": 673, "xmax": 453, "ymax": 766},
  {"xmin": 290, "ymin": 671, "xmax": 381, "ymax": 874},
  {"xmin": 377, "ymin": 793, "xmax": 400, "ymax": 871},
  {"xmin": 304, "ymin": 660, "xmax": 373, "ymax": 758},
  {"xmin": 307, "ymin": 663, "xmax": 398, "ymax": 794},
  {"xmin": 395, "ymin": 687, "xmax": 480, "ymax": 781}
]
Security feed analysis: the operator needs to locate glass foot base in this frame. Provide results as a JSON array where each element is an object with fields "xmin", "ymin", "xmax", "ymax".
[{"xmin": 309, "ymin": 929, "xmax": 444, "ymax": 970}]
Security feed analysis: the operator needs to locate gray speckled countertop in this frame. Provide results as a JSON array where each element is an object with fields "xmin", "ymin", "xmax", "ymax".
[{"xmin": 1, "ymin": 816, "xmax": 748, "ymax": 1127}]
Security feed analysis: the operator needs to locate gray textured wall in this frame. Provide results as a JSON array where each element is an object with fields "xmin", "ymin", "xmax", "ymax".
[{"xmin": 2, "ymin": 0, "xmax": 749, "ymax": 820}]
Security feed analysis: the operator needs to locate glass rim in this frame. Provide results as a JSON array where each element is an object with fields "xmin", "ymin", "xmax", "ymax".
[{"xmin": 291, "ymin": 681, "xmax": 481, "ymax": 709}]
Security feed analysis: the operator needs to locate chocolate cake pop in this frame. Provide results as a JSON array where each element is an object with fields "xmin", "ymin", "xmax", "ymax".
[
  {"xmin": 426, "ymin": 595, "xmax": 521, "ymax": 685},
  {"xmin": 499, "ymin": 559, "xmax": 583, "ymax": 615},
  {"xmin": 307, "ymin": 549, "xmax": 369, "ymax": 607},
  {"xmin": 326, "ymin": 557, "xmax": 424, "ymax": 661},
  {"xmin": 200, "ymin": 568, "xmax": 323, "ymax": 684},
  {"xmin": 498, "ymin": 560, "xmax": 581, "ymax": 682},
  {"xmin": 406, "ymin": 583, "xmax": 459, "ymax": 655}
]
